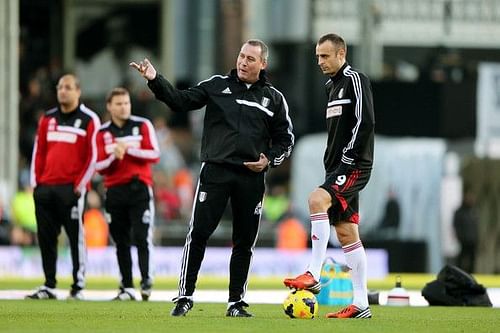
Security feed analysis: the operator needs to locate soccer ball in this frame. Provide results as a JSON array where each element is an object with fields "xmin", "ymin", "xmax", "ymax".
[{"xmin": 283, "ymin": 289, "xmax": 319, "ymax": 319}]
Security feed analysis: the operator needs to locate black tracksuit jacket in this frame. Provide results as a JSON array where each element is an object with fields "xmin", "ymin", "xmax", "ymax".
[
  {"xmin": 147, "ymin": 69, "xmax": 294, "ymax": 167},
  {"xmin": 323, "ymin": 63, "xmax": 375, "ymax": 174}
]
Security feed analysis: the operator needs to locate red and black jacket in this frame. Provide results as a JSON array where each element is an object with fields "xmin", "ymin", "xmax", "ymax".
[
  {"xmin": 95, "ymin": 115, "xmax": 160, "ymax": 188},
  {"xmin": 30, "ymin": 104, "xmax": 100, "ymax": 193}
]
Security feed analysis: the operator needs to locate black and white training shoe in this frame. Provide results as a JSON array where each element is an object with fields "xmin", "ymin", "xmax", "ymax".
[
  {"xmin": 67, "ymin": 289, "xmax": 84, "ymax": 300},
  {"xmin": 25, "ymin": 286, "xmax": 57, "ymax": 300},
  {"xmin": 113, "ymin": 288, "xmax": 136, "ymax": 301},
  {"xmin": 170, "ymin": 297, "xmax": 193, "ymax": 316},
  {"xmin": 226, "ymin": 301, "xmax": 253, "ymax": 317},
  {"xmin": 141, "ymin": 288, "xmax": 151, "ymax": 301}
]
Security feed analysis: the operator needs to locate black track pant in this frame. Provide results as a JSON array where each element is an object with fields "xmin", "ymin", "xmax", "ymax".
[
  {"xmin": 177, "ymin": 163, "xmax": 265, "ymax": 302},
  {"xmin": 106, "ymin": 179, "xmax": 154, "ymax": 290},
  {"xmin": 33, "ymin": 184, "xmax": 86, "ymax": 291}
]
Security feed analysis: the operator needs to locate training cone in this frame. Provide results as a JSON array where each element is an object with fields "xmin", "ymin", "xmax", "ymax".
[{"xmin": 386, "ymin": 275, "xmax": 410, "ymax": 306}]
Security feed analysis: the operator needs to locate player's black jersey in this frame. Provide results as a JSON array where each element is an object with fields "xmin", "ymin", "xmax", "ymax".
[
  {"xmin": 147, "ymin": 69, "xmax": 294, "ymax": 168},
  {"xmin": 323, "ymin": 62, "xmax": 375, "ymax": 173}
]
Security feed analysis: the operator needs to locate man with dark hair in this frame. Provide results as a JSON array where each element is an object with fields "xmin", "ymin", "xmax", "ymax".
[
  {"xmin": 27, "ymin": 74, "xmax": 101, "ymax": 300},
  {"xmin": 95, "ymin": 87, "xmax": 160, "ymax": 301},
  {"xmin": 284, "ymin": 33, "xmax": 375, "ymax": 319},
  {"xmin": 131, "ymin": 39, "xmax": 294, "ymax": 317}
]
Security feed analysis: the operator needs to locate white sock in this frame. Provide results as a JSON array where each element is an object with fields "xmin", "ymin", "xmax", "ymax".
[
  {"xmin": 343, "ymin": 240, "xmax": 369, "ymax": 309},
  {"xmin": 307, "ymin": 213, "xmax": 330, "ymax": 280}
]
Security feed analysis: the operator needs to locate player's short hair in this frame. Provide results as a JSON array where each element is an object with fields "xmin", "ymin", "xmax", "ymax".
[
  {"xmin": 246, "ymin": 39, "xmax": 268, "ymax": 62},
  {"xmin": 318, "ymin": 33, "xmax": 347, "ymax": 54},
  {"xmin": 106, "ymin": 87, "xmax": 129, "ymax": 103}
]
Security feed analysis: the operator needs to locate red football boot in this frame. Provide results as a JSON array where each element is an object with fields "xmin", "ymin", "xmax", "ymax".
[
  {"xmin": 283, "ymin": 271, "xmax": 321, "ymax": 294},
  {"xmin": 326, "ymin": 305, "xmax": 372, "ymax": 319}
]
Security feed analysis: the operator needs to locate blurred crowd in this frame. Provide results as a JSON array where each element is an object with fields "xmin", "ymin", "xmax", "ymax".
[{"xmin": 1, "ymin": 55, "xmax": 198, "ymax": 247}]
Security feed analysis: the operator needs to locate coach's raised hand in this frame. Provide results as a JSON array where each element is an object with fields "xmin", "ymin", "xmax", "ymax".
[{"xmin": 129, "ymin": 58, "xmax": 157, "ymax": 81}]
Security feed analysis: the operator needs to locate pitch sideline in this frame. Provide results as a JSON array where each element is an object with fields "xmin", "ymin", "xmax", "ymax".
[{"xmin": 3, "ymin": 289, "xmax": 499, "ymax": 307}]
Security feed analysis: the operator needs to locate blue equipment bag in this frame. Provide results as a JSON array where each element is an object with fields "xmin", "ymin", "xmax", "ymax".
[{"xmin": 317, "ymin": 257, "xmax": 353, "ymax": 305}]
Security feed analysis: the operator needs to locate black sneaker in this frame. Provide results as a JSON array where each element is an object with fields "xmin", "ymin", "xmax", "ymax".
[
  {"xmin": 170, "ymin": 297, "xmax": 193, "ymax": 316},
  {"xmin": 25, "ymin": 286, "xmax": 57, "ymax": 300},
  {"xmin": 226, "ymin": 301, "xmax": 253, "ymax": 317}
]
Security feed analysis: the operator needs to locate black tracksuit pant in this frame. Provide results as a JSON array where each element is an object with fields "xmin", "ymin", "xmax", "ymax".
[
  {"xmin": 33, "ymin": 184, "xmax": 86, "ymax": 291},
  {"xmin": 105, "ymin": 178, "xmax": 154, "ymax": 290},
  {"xmin": 177, "ymin": 163, "xmax": 265, "ymax": 302}
]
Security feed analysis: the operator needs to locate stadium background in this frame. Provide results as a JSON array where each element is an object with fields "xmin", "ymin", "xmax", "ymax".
[{"xmin": 1, "ymin": 0, "xmax": 500, "ymax": 281}]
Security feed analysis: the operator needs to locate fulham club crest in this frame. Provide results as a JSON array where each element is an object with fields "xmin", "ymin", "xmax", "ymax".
[
  {"xmin": 338, "ymin": 88, "xmax": 344, "ymax": 99},
  {"xmin": 74, "ymin": 118, "xmax": 82, "ymax": 128},
  {"xmin": 261, "ymin": 97, "xmax": 270, "ymax": 108}
]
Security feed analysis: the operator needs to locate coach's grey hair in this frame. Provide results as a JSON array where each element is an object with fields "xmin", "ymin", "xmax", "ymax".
[{"xmin": 246, "ymin": 39, "xmax": 268, "ymax": 62}]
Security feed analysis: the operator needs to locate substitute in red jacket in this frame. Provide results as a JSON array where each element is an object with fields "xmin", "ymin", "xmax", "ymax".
[
  {"xmin": 27, "ymin": 74, "xmax": 100, "ymax": 300},
  {"xmin": 95, "ymin": 87, "xmax": 160, "ymax": 301}
]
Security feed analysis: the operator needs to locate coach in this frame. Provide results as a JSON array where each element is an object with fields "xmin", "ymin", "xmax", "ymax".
[{"xmin": 131, "ymin": 39, "xmax": 294, "ymax": 317}]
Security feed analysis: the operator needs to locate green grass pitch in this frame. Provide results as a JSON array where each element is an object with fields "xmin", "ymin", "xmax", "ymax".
[
  {"xmin": 1, "ymin": 300, "xmax": 499, "ymax": 333},
  {"xmin": 1, "ymin": 274, "xmax": 499, "ymax": 332}
]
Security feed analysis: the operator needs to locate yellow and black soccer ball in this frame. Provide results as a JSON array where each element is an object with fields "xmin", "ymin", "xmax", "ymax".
[{"xmin": 283, "ymin": 289, "xmax": 319, "ymax": 319}]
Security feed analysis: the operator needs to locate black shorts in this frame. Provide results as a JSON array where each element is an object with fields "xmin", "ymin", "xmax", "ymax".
[{"xmin": 319, "ymin": 168, "xmax": 371, "ymax": 225}]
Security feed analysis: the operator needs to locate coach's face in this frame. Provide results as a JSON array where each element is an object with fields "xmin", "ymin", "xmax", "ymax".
[
  {"xmin": 236, "ymin": 43, "xmax": 267, "ymax": 84},
  {"xmin": 316, "ymin": 40, "xmax": 346, "ymax": 77},
  {"xmin": 56, "ymin": 75, "xmax": 81, "ymax": 113}
]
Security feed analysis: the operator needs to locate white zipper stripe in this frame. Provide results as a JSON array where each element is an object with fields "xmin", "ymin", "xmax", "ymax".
[
  {"xmin": 77, "ymin": 105, "xmax": 100, "ymax": 193},
  {"xmin": 235, "ymin": 99, "xmax": 274, "ymax": 117},
  {"xmin": 196, "ymin": 74, "xmax": 228, "ymax": 86},
  {"xmin": 56, "ymin": 125, "xmax": 87, "ymax": 136},
  {"xmin": 178, "ymin": 163, "xmax": 204, "ymax": 296},
  {"xmin": 95, "ymin": 154, "xmax": 116, "ymax": 171},
  {"xmin": 327, "ymin": 99, "xmax": 352, "ymax": 107},
  {"xmin": 342, "ymin": 66, "xmax": 363, "ymax": 159},
  {"xmin": 270, "ymin": 86, "xmax": 295, "ymax": 165},
  {"xmin": 76, "ymin": 189, "xmax": 86, "ymax": 289},
  {"xmin": 146, "ymin": 185, "xmax": 155, "ymax": 284}
]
